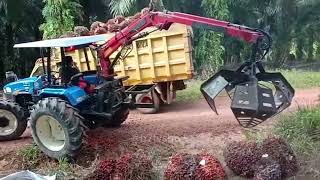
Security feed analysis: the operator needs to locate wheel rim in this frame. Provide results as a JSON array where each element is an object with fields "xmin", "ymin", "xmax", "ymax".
[
  {"xmin": 140, "ymin": 96, "xmax": 153, "ymax": 103},
  {"xmin": 0, "ymin": 110, "xmax": 18, "ymax": 136},
  {"xmin": 36, "ymin": 115, "xmax": 66, "ymax": 152}
]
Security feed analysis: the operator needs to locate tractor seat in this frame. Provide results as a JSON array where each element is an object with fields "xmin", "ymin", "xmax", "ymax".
[{"xmin": 70, "ymin": 73, "xmax": 95, "ymax": 94}]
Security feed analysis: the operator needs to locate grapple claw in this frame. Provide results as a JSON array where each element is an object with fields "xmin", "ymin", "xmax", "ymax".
[
  {"xmin": 256, "ymin": 72, "xmax": 295, "ymax": 112},
  {"xmin": 200, "ymin": 70, "xmax": 248, "ymax": 114},
  {"xmin": 201, "ymin": 69, "xmax": 295, "ymax": 128}
]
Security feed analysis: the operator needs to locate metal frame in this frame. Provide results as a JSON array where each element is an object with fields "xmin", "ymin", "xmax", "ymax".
[{"xmin": 126, "ymin": 84, "xmax": 157, "ymax": 108}]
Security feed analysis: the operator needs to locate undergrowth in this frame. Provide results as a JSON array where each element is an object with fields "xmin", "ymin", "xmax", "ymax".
[
  {"xmin": 176, "ymin": 80, "xmax": 202, "ymax": 102},
  {"xmin": 18, "ymin": 144, "xmax": 40, "ymax": 169},
  {"xmin": 274, "ymin": 106, "xmax": 320, "ymax": 157},
  {"xmin": 275, "ymin": 106, "xmax": 320, "ymax": 178},
  {"xmin": 280, "ymin": 70, "xmax": 320, "ymax": 89}
]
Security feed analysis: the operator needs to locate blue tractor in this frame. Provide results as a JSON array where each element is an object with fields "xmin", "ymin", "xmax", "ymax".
[{"xmin": 0, "ymin": 35, "xmax": 130, "ymax": 159}]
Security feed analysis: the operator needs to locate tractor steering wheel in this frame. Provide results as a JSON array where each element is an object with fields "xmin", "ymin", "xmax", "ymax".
[{"xmin": 70, "ymin": 73, "xmax": 84, "ymax": 86}]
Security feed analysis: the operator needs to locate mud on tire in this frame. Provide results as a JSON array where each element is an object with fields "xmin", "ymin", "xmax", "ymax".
[
  {"xmin": 0, "ymin": 100, "xmax": 27, "ymax": 141},
  {"xmin": 30, "ymin": 98, "xmax": 84, "ymax": 160}
]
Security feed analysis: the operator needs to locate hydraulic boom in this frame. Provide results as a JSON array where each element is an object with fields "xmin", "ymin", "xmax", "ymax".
[
  {"xmin": 98, "ymin": 11, "xmax": 267, "ymax": 76},
  {"xmin": 98, "ymin": 10, "xmax": 294, "ymax": 128}
]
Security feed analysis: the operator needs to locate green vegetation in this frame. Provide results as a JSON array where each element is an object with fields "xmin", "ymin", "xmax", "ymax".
[
  {"xmin": 195, "ymin": 0, "xmax": 229, "ymax": 76},
  {"xmin": 280, "ymin": 70, "xmax": 320, "ymax": 89},
  {"xmin": 243, "ymin": 105, "xmax": 320, "ymax": 177},
  {"xmin": 176, "ymin": 80, "xmax": 202, "ymax": 102},
  {"xmin": 274, "ymin": 106, "xmax": 320, "ymax": 177},
  {"xmin": 275, "ymin": 106, "xmax": 320, "ymax": 156},
  {"xmin": 0, "ymin": 0, "xmax": 320, "ymax": 84},
  {"xmin": 18, "ymin": 144, "xmax": 41, "ymax": 169},
  {"xmin": 40, "ymin": 0, "xmax": 82, "ymax": 39},
  {"xmin": 57, "ymin": 157, "xmax": 71, "ymax": 172}
]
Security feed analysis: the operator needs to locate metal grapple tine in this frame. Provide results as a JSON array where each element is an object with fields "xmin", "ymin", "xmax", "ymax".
[
  {"xmin": 256, "ymin": 72, "xmax": 295, "ymax": 110},
  {"xmin": 200, "ymin": 70, "xmax": 249, "ymax": 114}
]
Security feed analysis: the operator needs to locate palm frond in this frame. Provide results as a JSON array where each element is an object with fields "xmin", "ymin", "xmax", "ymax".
[
  {"xmin": 109, "ymin": 0, "xmax": 137, "ymax": 17},
  {"xmin": 297, "ymin": 0, "xmax": 320, "ymax": 6}
]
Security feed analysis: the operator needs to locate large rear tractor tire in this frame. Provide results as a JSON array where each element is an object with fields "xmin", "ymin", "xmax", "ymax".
[
  {"xmin": 30, "ymin": 98, "xmax": 84, "ymax": 160},
  {"xmin": 136, "ymin": 90, "xmax": 160, "ymax": 114},
  {"xmin": 0, "ymin": 100, "xmax": 27, "ymax": 141}
]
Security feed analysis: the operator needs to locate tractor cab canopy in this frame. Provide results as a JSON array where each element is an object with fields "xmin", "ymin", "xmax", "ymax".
[
  {"xmin": 14, "ymin": 35, "xmax": 108, "ymax": 85},
  {"xmin": 14, "ymin": 34, "xmax": 107, "ymax": 48}
]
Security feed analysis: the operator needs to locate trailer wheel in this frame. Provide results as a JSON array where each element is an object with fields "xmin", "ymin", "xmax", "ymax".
[
  {"xmin": 0, "ymin": 100, "xmax": 27, "ymax": 141},
  {"xmin": 30, "ymin": 98, "xmax": 84, "ymax": 160},
  {"xmin": 136, "ymin": 90, "xmax": 160, "ymax": 114}
]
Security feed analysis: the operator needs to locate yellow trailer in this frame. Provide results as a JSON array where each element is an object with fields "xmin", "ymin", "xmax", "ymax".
[{"xmin": 30, "ymin": 24, "xmax": 194, "ymax": 113}]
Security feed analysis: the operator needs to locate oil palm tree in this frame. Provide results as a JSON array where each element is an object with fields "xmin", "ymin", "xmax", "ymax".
[
  {"xmin": 0, "ymin": 0, "xmax": 42, "ymax": 80},
  {"xmin": 40, "ymin": 0, "xmax": 82, "ymax": 39}
]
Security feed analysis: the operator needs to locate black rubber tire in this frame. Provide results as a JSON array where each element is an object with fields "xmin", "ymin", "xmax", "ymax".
[
  {"xmin": 30, "ymin": 98, "xmax": 84, "ymax": 160},
  {"xmin": 0, "ymin": 100, "xmax": 27, "ymax": 141},
  {"xmin": 136, "ymin": 90, "xmax": 160, "ymax": 114}
]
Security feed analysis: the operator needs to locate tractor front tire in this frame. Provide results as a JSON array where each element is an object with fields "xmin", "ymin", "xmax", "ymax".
[
  {"xmin": 30, "ymin": 98, "xmax": 84, "ymax": 160},
  {"xmin": 0, "ymin": 100, "xmax": 27, "ymax": 141}
]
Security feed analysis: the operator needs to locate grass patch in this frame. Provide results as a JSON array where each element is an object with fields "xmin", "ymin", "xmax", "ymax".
[
  {"xmin": 279, "ymin": 70, "xmax": 320, "ymax": 89},
  {"xmin": 274, "ymin": 106, "xmax": 320, "ymax": 178},
  {"xmin": 176, "ymin": 80, "xmax": 202, "ymax": 102},
  {"xmin": 176, "ymin": 70, "xmax": 320, "ymax": 102},
  {"xmin": 274, "ymin": 106, "xmax": 320, "ymax": 157},
  {"xmin": 18, "ymin": 144, "xmax": 41, "ymax": 169}
]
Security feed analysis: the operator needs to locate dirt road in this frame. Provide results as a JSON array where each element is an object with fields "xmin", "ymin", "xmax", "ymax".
[
  {"xmin": 0, "ymin": 88, "xmax": 319, "ymax": 177},
  {"xmin": 1, "ymin": 88, "xmax": 319, "ymax": 153}
]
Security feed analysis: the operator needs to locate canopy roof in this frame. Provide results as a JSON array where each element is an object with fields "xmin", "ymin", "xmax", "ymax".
[{"xmin": 14, "ymin": 34, "xmax": 108, "ymax": 48}]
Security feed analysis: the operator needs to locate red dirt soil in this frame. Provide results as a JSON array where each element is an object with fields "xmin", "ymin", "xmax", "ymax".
[{"xmin": 0, "ymin": 88, "xmax": 319, "ymax": 176}]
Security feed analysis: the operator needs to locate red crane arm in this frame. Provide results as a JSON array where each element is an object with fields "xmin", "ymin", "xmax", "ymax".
[{"xmin": 99, "ymin": 11, "xmax": 264, "ymax": 76}]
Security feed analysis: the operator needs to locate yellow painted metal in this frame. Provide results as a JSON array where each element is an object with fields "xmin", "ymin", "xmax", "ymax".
[{"xmin": 30, "ymin": 24, "xmax": 194, "ymax": 86}]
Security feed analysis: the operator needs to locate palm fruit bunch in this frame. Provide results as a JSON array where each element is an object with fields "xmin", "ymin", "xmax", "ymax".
[
  {"xmin": 90, "ymin": 159, "xmax": 115, "ymax": 180},
  {"xmin": 89, "ymin": 7, "xmax": 150, "ymax": 35},
  {"xmin": 113, "ymin": 154, "xmax": 134, "ymax": 180},
  {"xmin": 131, "ymin": 150, "xmax": 154, "ymax": 180},
  {"xmin": 224, "ymin": 137, "xmax": 299, "ymax": 179},
  {"xmin": 113, "ymin": 151, "xmax": 153, "ymax": 180},
  {"xmin": 164, "ymin": 153, "xmax": 225, "ymax": 180},
  {"xmin": 59, "ymin": 31, "xmax": 77, "ymax": 38},
  {"xmin": 88, "ymin": 151, "xmax": 153, "ymax": 180},
  {"xmin": 223, "ymin": 141, "xmax": 261, "ymax": 178},
  {"xmin": 260, "ymin": 137, "xmax": 298, "ymax": 178},
  {"xmin": 195, "ymin": 153, "xmax": 225, "ymax": 180},
  {"xmin": 164, "ymin": 153, "xmax": 201, "ymax": 180},
  {"xmin": 74, "ymin": 26, "xmax": 90, "ymax": 36},
  {"xmin": 253, "ymin": 156, "xmax": 282, "ymax": 180},
  {"xmin": 60, "ymin": 7, "xmax": 151, "ymax": 38}
]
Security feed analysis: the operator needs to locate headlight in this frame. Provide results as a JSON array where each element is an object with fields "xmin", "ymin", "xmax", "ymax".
[{"xmin": 5, "ymin": 87, "xmax": 12, "ymax": 93}]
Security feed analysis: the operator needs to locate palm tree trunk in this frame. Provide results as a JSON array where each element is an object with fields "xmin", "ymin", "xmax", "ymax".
[
  {"xmin": 5, "ymin": 24, "xmax": 14, "ymax": 71},
  {"xmin": 0, "ymin": 30, "xmax": 5, "ymax": 84}
]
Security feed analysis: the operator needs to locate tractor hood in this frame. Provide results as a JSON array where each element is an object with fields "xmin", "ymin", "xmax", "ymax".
[{"xmin": 4, "ymin": 77, "xmax": 39, "ymax": 95}]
